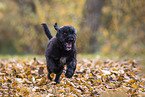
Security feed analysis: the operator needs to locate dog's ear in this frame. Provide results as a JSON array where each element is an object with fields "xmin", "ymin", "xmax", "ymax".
[{"xmin": 54, "ymin": 22, "xmax": 59, "ymax": 31}]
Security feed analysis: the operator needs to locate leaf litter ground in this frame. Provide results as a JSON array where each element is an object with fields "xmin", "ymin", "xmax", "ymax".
[{"xmin": 0, "ymin": 57, "xmax": 145, "ymax": 97}]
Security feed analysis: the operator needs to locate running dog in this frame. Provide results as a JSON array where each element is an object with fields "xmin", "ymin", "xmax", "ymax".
[{"xmin": 41, "ymin": 23, "xmax": 77, "ymax": 83}]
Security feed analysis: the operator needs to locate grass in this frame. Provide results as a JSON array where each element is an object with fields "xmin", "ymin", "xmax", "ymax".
[{"xmin": 1, "ymin": 53, "xmax": 145, "ymax": 66}]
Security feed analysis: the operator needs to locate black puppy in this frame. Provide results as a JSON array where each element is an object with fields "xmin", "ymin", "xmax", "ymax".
[{"xmin": 41, "ymin": 23, "xmax": 77, "ymax": 83}]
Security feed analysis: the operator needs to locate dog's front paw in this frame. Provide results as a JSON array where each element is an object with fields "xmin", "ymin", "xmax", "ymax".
[{"xmin": 65, "ymin": 69, "xmax": 74, "ymax": 78}]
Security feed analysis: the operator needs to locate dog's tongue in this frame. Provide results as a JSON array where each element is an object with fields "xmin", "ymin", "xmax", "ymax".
[{"xmin": 66, "ymin": 43, "xmax": 72, "ymax": 47}]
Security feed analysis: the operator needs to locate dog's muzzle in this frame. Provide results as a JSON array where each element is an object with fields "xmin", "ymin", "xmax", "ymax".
[{"xmin": 65, "ymin": 38, "xmax": 75, "ymax": 51}]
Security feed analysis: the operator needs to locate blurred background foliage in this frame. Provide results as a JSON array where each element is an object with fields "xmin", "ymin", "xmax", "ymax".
[{"xmin": 0, "ymin": 0, "xmax": 144, "ymax": 56}]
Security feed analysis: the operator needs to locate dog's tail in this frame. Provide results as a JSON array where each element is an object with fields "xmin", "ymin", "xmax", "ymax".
[{"xmin": 41, "ymin": 23, "xmax": 53, "ymax": 40}]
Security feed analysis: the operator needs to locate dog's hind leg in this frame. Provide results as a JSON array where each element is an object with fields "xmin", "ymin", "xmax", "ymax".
[
  {"xmin": 46, "ymin": 57, "xmax": 53, "ymax": 81},
  {"xmin": 55, "ymin": 72, "xmax": 62, "ymax": 84},
  {"xmin": 54, "ymin": 66, "xmax": 64, "ymax": 84},
  {"xmin": 46, "ymin": 56, "xmax": 64, "ymax": 83},
  {"xmin": 47, "ymin": 72, "xmax": 53, "ymax": 81}
]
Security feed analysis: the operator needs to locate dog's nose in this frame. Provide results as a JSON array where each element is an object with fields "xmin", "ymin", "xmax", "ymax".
[{"xmin": 68, "ymin": 38, "xmax": 74, "ymax": 42}]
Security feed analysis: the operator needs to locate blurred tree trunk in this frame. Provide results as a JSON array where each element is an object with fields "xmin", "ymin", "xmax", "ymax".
[{"xmin": 78, "ymin": 0, "xmax": 104, "ymax": 53}]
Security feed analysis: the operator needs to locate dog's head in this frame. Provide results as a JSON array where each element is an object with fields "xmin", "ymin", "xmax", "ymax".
[{"xmin": 54, "ymin": 23, "xmax": 77, "ymax": 51}]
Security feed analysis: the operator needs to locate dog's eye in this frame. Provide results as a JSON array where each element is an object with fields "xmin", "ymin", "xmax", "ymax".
[{"xmin": 63, "ymin": 32, "xmax": 67, "ymax": 35}]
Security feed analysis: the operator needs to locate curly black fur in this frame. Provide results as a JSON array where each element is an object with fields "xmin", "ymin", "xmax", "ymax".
[{"xmin": 41, "ymin": 22, "xmax": 77, "ymax": 83}]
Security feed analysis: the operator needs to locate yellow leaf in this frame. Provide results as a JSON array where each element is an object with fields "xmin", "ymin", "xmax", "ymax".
[
  {"xmin": 139, "ymin": 82, "xmax": 143, "ymax": 86},
  {"xmin": 17, "ymin": 74, "xmax": 23, "ymax": 78},
  {"xmin": 22, "ymin": 88, "xmax": 29, "ymax": 96},
  {"xmin": 22, "ymin": 60, "xmax": 26, "ymax": 64},
  {"xmin": 96, "ymin": 60, "xmax": 101, "ymax": 64},
  {"xmin": 128, "ymin": 60, "xmax": 133, "ymax": 63},
  {"xmin": 82, "ymin": 78, "xmax": 87, "ymax": 81},
  {"xmin": 43, "ymin": 85, "xmax": 47, "ymax": 88},
  {"xmin": 139, "ymin": 88, "xmax": 144, "ymax": 91},
  {"xmin": 1, "ymin": 68, "xmax": 4, "ymax": 71},
  {"xmin": 129, "ymin": 79, "xmax": 135, "ymax": 84},
  {"xmin": 131, "ymin": 84, "xmax": 138, "ymax": 89},
  {"xmin": 12, "ymin": 81, "xmax": 18, "ymax": 87},
  {"xmin": 87, "ymin": 63, "xmax": 92, "ymax": 66},
  {"xmin": 112, "ymin": 68, "xmax": 117, "ymax": 71},
  {"xmin": 1, "ymin": 79, "xmax": 4, "ymax": 83},
  {"xmin": 16, "ymin": 87, "xmax": 20, "ymax": 92},
  {"xmin": 17, "ymin": 59, "xmax": 20, "ymax": 63},
  {"xmin": 100, "ymin": 81, "xmax": 103, "ymax": 85},
  {"xmin": 97, "ymin": 79, "xmax": 101, "ymax": 83},
  {"xmin": 123, "ymin": 83, "xmax": 128, "ymax": 86},
  {"xmin": 64, "ymin": 85, "xmax": 70, "ymax": 87},
  {"xmin": 56, "ymin": 84, "xmax": 60, "ymax": 86},
  {"xmin": 70, "ymin": 96, "xmax": 75, "ymax": 97},
  {"xmin": 73, "ymin": 90, "xmax": 79, "ymax": 94},
  {"xmin": 109, "ymin": 82, "xmax": 114, "ymax": 86},
  {"xmin": 138, "ymin": 67, "xmax": 142, "ymax": 70},
  {"xmin": 77, "ymin": 80, "xmax": 81, "ymax": 84},
  {"xmin": 6, "ymin": 63, "xmax": 9, "ymax": 68},
  {"xmin": 78, "ymin": 74, "xmax": 82, "ymax": 78},
  {"xmin": 61, "ymin": 73, "xmax": 65, "ymax": 77},
  {"xmin": 131, "ymin": 92, "xmax": 136, "ymax": 95},
  {"xmin": 27, "ymin": 67, "xmax": 31, "ymax": 71},
  {"xmin": 59, "ymin": 89, "xmax": 65, "ymax": 93},
  {"xmin": 89, "ymin": 73, "xmax": 93, "ymax": 77},
  {"xmin": 28, "ymin": 75, "xmax": 32, "ymax": 78},
  {"xmin": 14, "ymin": 67, "xmax": 18, "ymax": 71},
  {"xmin": 103, "ymin": 75, "xmax": 107, "ymax": 79},
  {"xmin": 40, "ymin": 77, "xmax": 45, "ymax": 84},
  {"xmin": 44, "ymin": 65, "xmax": 47, "ymax": 68},
  {"xmin": 50, "ymin": 73, "xmax": 55, "ymax": 78},
  {"xmin": 26, "ymin": 71, "xmax": 31, "ymax": 75},
  {"xmin": 60, "ymin": 83, "xmax": 64, "ymax": 85},
  {"xmin": 130, "ymin": 72, "xmax": 135, "ymax": 76},
  {"xmin": 89, "ymin": 87, "xmax": 93, "ymax": 91},
  {"xmin": 117, "ymin": 76, "xmax": 123, "ymax": 80},
  {"xmin": 70, "ymin": 87, "xmax": 74, "ymax": 91}
]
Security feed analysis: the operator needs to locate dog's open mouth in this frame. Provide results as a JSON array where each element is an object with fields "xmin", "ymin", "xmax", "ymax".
[{"xmin": 65, "ymin": 42, "xmax": 72, "ymax": 51}]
